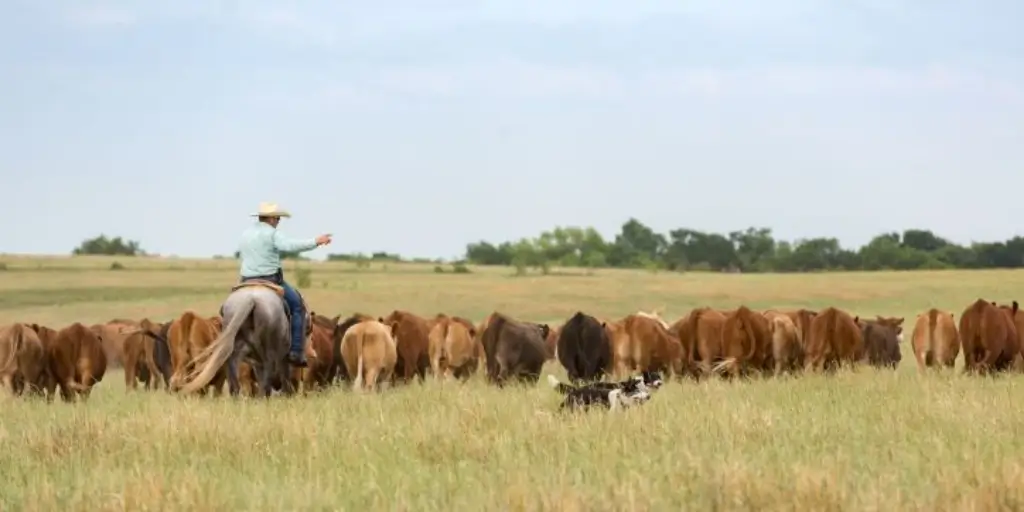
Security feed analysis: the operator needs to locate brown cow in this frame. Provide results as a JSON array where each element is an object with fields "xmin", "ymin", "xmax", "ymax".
[
  {"xmin": 380, "ymin": 310, "xmax": 432, "ymax": 384},
  {"xmin": 49, "ymin": 322, "xmax": 107, "ymax": 401},
  {"xmin": 714, "ymin": 306, "xmax": 771, "ymax": 378},
  {"xmin": 479, "ymin": 312, "xmax": 549, "ymax": 387},
  {"xmin": 858, "ymin": 317, "xmax": 903, "ymax": 369},
  {"xmin": 167, "ymin": 311, "xmax": 224, "ymax": 394},
  {"xmin": 428, "ymin": 315, "xmax": 482, "ymax": 381},
  {"xmin": 27, "ymin": 324, "xmax": 59, "ymax": 398},
  {"xmin": 959, "ymin": 299, "xmax": 1019, "ymax": 374},
  {"xmin": 298, "ymin": 313, "xmax": 338, "ymax": 392},
  {"xmin": 0, "ymin": 323, "xmax": 48, "ymax": 396},
  {"xmin": 675, "ymin": 307, "xmax": 727, "ymax": 379},
  {"xmin": 910, "ymin": 309, "xmax": 959, "ymax": 370},
  {"xmin": 762, "ymin": 311, "xmax": 803, "ymax": 376},
  {"xmin": 603, "ymin": 313, "xmax": 684, "ymax": 378},
  {"xmin": 122, "ymin": 319, "xmax": 165, "ymax": 391},
  {"xmin": 804, "ymin": 307, "xmax": 863, "ymax": 373},
  {"xmin": 996, "ymin": 301, "xmax": 1024, "ymax": 371},
  {"xmin": 340, "ymin": 318, "xmax": 397, "ymax": 392}
]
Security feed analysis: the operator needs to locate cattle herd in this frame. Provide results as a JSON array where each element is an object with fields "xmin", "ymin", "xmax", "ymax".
[{"xmin": 0, "ymin": 296, "xmax": 1020, "ymax": 403}]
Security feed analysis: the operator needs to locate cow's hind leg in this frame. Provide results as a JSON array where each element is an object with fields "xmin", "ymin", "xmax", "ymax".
[{"xmin": 124, "ymin": 354, "xmax": 139, "ymax": 391}]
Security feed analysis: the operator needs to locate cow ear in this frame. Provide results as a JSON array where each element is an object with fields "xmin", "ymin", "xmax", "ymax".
[
  {"xmin": 854, "ymin": 316, "xmax": 859, "ymax": 324},
  {"xmin": 895, "ymin": 317, "xmax": 904, "ymax": 326}
]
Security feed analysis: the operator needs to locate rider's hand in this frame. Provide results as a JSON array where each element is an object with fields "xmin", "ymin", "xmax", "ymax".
[{"xmin": 315, "ymin": 234, "xmax": 332, "ymax": 246}]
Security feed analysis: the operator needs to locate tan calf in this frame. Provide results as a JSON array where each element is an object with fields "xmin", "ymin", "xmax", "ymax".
[
  {"xmin": 428, "ymin": 315, "xmax": 481, "ymax": 381},
  {"xmin": 90, "ymin": 319, "xmax": 138, "ymax": 368},
  {"xmin": 762, "ymin": 311, "xmax": 803, "ymax": 376},
  {"xmin": 341, "ymin": 319, "xmax": 398, "ymax": 392},
  {"xmin": 910, "ymin": 309, "xmax": 959, "ymax": 371}
]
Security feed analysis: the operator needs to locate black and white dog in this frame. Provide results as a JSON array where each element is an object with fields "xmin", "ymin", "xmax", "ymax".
[
  {"xmin": 546, "ymin": 371, "xmax": 661, "ymax": 411},
  {"xmin": 548, "ymin": 371, "xmax": 664, "ymax": 395}
]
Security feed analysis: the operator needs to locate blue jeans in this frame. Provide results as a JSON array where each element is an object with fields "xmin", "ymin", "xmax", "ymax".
[{"xmin": 241, "ymin": 273, "xmax": 305, "ymax": 358}]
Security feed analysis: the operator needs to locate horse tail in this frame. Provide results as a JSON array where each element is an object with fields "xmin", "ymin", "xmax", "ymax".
[{"xmin": 178, "ymin": 294, "xmax": 255, "ymax": 394}]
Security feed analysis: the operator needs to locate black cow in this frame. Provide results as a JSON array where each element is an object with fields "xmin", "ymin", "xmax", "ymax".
[{"xmin": 557, "ymin": 311, "xmax": 613, "ymax": 384}]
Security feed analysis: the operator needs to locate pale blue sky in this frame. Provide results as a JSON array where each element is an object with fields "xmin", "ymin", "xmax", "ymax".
[{"xmin": 2, "ymin": 1, "xmax": 1022, "ymax": 260}]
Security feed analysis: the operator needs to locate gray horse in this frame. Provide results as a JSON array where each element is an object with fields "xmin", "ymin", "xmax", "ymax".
[{"xmin": 178, "ymin": 285, "xmax": 296, "ymax": 397}]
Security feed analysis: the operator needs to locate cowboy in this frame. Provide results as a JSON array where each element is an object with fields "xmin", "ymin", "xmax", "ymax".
[{"xmin": 238, "ymin": 202, "xmax": 332, "ymax": 367}]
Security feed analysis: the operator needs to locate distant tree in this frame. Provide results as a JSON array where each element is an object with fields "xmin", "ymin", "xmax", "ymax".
[{"xmin": 72, "ymin": 235, "xmax": 144, "ymax": 256}]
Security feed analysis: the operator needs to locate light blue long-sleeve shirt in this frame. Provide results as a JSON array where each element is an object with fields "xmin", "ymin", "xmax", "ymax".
[{"xmin": 238, "ymin": 222, "xmax": 318, "ymax": 278}]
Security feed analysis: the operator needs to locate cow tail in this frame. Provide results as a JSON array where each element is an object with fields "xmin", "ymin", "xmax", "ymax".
[
  {"xmin": 686, "ymin": 308, "xmax": 704, "ymax": 364},
  {"xmin": 178, "ymin": 296, "xmax": 255, "ymax": 394},
  {"xmin": 925, "ymin": 308, "xmax": 938, "ymax": 366},
  {"xmin": 438, "ymin": 321, "xmax": 450, "ymax": 372},
  {"xmin": 826, "ymin": 309, "xmax": 839, "ymax": 366},
  {"xmin": 742, "ymin": 311, "xmax": 758, "ymax": 363},
  {"xmin": 353, "ymin": 331, "xmax": 365, "ymax": 391}
]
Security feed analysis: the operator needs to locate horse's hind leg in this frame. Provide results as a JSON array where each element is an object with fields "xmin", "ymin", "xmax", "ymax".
[
  {"xmin": 257, "ymin": 368, "xmax": 274, "ymax": 398},
  {"xmin": 226, "ymin": 354, "xmax": 242, "ymax": 397}
]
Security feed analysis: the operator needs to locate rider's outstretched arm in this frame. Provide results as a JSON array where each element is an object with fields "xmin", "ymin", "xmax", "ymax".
[{"xmin": 273, "ymin": 231, "xmax": 319, "ymax": 253}]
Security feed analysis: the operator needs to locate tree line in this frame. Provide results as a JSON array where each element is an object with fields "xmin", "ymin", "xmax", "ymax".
[
  {"xmin": 463, "ymin": 219, "xmax": 1024, "ymax": 273},
  {"xmin": 71, "ymin": 219, "xmax": 1024, "ymax": 274}
]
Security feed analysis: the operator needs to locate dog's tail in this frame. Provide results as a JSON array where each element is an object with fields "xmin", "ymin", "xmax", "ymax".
[{"xmin": 546, "ymin": 374, "xmax": 577, "ymax": 395}]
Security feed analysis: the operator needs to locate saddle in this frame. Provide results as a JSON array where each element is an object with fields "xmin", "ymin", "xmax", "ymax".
[
  {"xmin": 227, "ymin": 280, "xmax": 309, "ymax": 325},
  {"xmin": 232, "ymin": 280, "xmax": 285, "ymax": 297}
]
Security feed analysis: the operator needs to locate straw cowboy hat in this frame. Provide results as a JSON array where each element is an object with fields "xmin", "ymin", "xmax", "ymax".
[{"xmin": 250, "ymin": 202, "xmax": 292, "ymax": 218}]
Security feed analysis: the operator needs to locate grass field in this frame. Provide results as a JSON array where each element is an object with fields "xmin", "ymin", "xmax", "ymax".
[{"xmin": 3, "ymin": 255, "xmax": 1024, "ymax": 510}]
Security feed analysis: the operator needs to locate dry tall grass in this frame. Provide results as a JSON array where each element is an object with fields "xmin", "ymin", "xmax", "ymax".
[{"xmin": 2, "ymin": 256, "xmax": 1024, "ymax": 510}]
